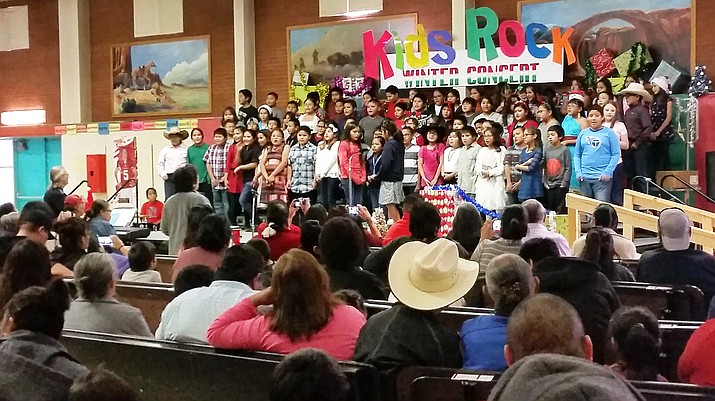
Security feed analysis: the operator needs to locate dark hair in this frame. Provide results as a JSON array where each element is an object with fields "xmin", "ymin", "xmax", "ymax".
[
  {"xmin": 216, "ymin": 245, "xmax": 263, "ymax": 284},
  {"xmin": 69, "ymin": 366, "xmax": 139, "ymax": 401},
  {"xmin": 334, "ymin": 289, "xmax": 367, "ymax": 317},
  {"xmin": 486, "ymin": 254, "xmax": 534, "ymax": 316},
  {"xmin": 246, "ymin": 238, "xmax": 272, "ymax": 263},
  {"xmin": 297, "ymin": 125, "xmax": 312, "ymax": 136},
  {"xmin": 447, "ymin": 204, "xmax": 482, "ymax": 254},
  {"xmin": 486, "ymin": 125, "xmax": 504, "ymax": 149},
  {"xmin": 267, "ymin": 91, "xmax": 279, "ymax": 99},
  {"xmin": 145, "ymin": 187, "xmax": 157, "ymax": 197},
  {"xmin": 593, "ymin": 203, "xmax": 618, "ymax": 229},
  {"xmin": 54, "ymin": 217, "xmax": 88, "ymax": 253},
  {"xmin": 173, "ymin": 164, "xmax": 199, "ymax": 193},
  {"xmin": 586, "ymin": 104, "xmax": 604, "ymax": 117},
  {"xmin": 268, "ymin": 117, "xmax": 281, "ymax": 126},
  {"xmin": 344, "ymin": 99, "xmax": 357, "ymax": 109},
  {"xmin": 413, "ymin": 93, "xmax": 427, "ymax": 103},
  {"xmin": 500, "ymin": 205, "xmax": 529, "ymax": 240},
  {"xmin": 519, "ymin": 238, "xmax": 559, "ymax": 264},
  {"xmin": 395, "ymin": 101, "xmax": 408, "ymax": 112},
  {"xmin": 5, "ymin": 279, "xmax": 70, "ymax": 339},
  {"xmin": 270, "ymin": 348, "xmax": 349, "ymax": 401},
  {"xmin": 343, "ymin": 123, "xmax": 362, "ymax": 144},
  {"xmin": 0, "ymin": 203, "xmax": 15, "ymax": 217},
  {"xmin": 239, "ymin": 89, "xmax": 253, "ymax": 103},
  {"xmin": 173, "ymin": 265, "xmax": 214, "ymax": 295},
  {"xmin": 85, "ymin": 200, "xmax": 109, "ymax": 221},
  {"xmin": 287, "ymin": 100, "xmax": 299, "ymax": 108},
  {"xmin": 19, "ymin": 201, "xmax": 55, "ymax": 232},
  {"xmin": 304, "ymin": 205, "xmax": 328, "ymax": 226},
  {"xmin": 266, "ymin": 200, "xmax": 290, "ymax": 231},
  {"xmin": 447, "ymin": 88, "xmax": 461, "ymax": 103},
  {"xmin": 214, "ymin": 127, "xmax": 228, "ymax": 138},
  {"xmin": 608, "ymin": 306, "xmax": 662, "ymax": 381},
  {"xmin": 197, "ymin": 214, "xmax": 232, "ymax": 252},
  {"xmin": 462, "ymin": 97, "xmax": 477, "ymax": 108},
  {"xmin": 596, "ymin": 77, "xmax": 613, "ymax": 94},
  {"xmin": 270, "ymin": 249, "xmax": 340, "ymax": 341},
  {"xmin": 385, "ymin": 85, "xmax": 399, "ymax": 95},
  {"xmin": 409, "ymin": 202, "xmax": 441, "ymax": 240},
  {"xmin": 319, "ymin": 217, "xmax": 363, "ymax": 270},
  {"xmin": 128, "ymin": 241, "xmax": 155, "ymax": 272},
  {"xmin": 221, "ymin": 108, "xmax": 238, "ymax": 125},
  {"xmin": 300, "ymin": 220, "xmax": 322, "ymax": 261},
  {"xmin": 547, "ymin": 125, "xmax": 565, "ymax": 140},
  {"xmin": 402, "ymin": 192, "xmax": 424, "ymax": 214},
  {"xmin": 0, "ymin": 239, "xmax": 52, "ymax": 310},
  {"xmin": 381, "ymin": 119, "xmax": 403, "ymax": 143},
  {"xmin": 182, "ymin": 205, "xmax": 213, "ymax": 249},
  {"xmin": 568, "ymin": 98, "xmax": 585, "ymax": 111},
  {"xmin": 582, "ymin": 227, "xmax": 620, "ymax": 280}
]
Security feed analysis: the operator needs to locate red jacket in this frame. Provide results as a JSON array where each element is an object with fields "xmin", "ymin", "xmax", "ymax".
[
  {"xmin": 338, "ymin": 141, "xmax": 366, "ymax": 185},
  {"xmin": 506, "ymin": 119, "xmax": 538, "ymax": 147},
  {"xmin": 383, "ymin": 213, "xmax": 411, "ymax": 246},
  {"xmin": 254, "ymin": 222, "xmax": 301, "ymax": 261},
  {"xmin": 679, "ymin": 319, "xmax": 715, "ymax": 385},
  {"xmin": 227, "ymin": 143, "xmax": 243, "ymax": 193}
]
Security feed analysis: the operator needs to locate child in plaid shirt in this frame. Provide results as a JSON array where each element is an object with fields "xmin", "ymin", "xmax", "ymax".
[
  {"xmin": 204, "ymin": 127, "xmax": 230, "ymax": 217},
  {"xmin": 287, "ymin": 126, "xmax": 319, "ymax": 204}
]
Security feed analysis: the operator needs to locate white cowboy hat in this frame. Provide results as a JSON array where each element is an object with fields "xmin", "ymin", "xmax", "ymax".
[
  {"xmin": 651, "ymin": 76, "xmax": 670, "ymax": 94},
  {"xmin": 163, "ymin": 126, "xmax": 189, "ymax": 140},
  {"xmin": 618, "ymin": 82, "xmax": 653, "ymax": 103},
  {"xmin": 389, "ymin": 238, "xmax": 480, "ymax": 311}
]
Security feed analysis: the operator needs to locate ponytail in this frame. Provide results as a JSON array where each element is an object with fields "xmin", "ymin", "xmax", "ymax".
[
  {"xmin": 85, "ymin": 200, "xmax": 109, "ymax": 221},
  {"xmin": 608, "ymin": 306, "xmax": 662, "ymax": 381}
]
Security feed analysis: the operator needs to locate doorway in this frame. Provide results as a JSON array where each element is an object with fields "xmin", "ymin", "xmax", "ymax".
[{"xmin": 13, "ymin": 137, "xmax": 62, "ymax": 210}]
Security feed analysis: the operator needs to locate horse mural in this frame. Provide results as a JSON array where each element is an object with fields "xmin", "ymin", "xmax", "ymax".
[{"xmin": 131, "ymin": 61, "xmax": 163, "ymax": 90}]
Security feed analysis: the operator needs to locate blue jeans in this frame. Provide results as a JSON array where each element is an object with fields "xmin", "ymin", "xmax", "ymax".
[
  {"xmin": 340, "ymin": 179, "xmax": 364, "ymax": 206},
  {"xmin": 610, "ymin": 163, "xmax": 625, "ymax": 206},
  {"xmin": 164, "ymin": 175, "xmax": 176, "ymax": 201},
  {"xmin": 580, "ymin": 179, "xmax": 612, "ymax": 202},
  {"xmin": 317, "ymin": 177, "xmax": 340, "ymax": 208},
  {"xmin": 212, "ymin": 188, "xmax": 230, "ymax": 218},
  {"xmin": 367, "ymin": 186, "xmax": 381, "ymax": 212},
  {"xmin": 239, "ymin": 182, "xmax": 255, "ymax": 223}
]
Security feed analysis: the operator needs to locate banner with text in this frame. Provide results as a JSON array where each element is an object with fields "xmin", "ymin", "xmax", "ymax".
[{"xmin": 380, "ymin": 45, "xmax": 563, "ymax": 89}]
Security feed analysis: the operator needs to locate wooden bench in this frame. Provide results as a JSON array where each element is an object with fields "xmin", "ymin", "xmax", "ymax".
[
  {"xmin": 61, "ymin": 329, "xmax": 380, "ymax": 401},
  {"xmin": 365, "ymin": 301, "xmax": 494, "ymax": 333},
  {"xmin": 155, "ymin": 255, "xmax": 177, "ymax": 283},
  {"xmin": 113, "ymin": 282, "xmax": 174, "ymax": 333},
  {"xmin": 613, "ymin": 281, "xmax": 705, "ymax": 321}
]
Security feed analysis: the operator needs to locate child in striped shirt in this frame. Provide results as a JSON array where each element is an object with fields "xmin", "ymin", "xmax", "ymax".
[{"xmin": 402, "ymin": 126, "xmax": 420, "ymax": 195}]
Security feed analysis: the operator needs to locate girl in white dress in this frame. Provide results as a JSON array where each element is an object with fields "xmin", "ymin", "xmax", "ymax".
[
  {"xmin": 474, "ymin": 126, "xmax": 507, "ymax": 211},
  {"xmin": 442, "ymin": 130, "xmax": 463, "ymax": 185}
]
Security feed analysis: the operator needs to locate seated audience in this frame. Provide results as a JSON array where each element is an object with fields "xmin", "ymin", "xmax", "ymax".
[
  {"xmin": 447, "ymin": 203, "xmax": 482, "ymax": 255},
  {"xmin": 254, "ymin": 200, "xmax": 301, "ymax": 261},
  {"xmin": 572, "ymin": 204, "xmax": 639, "ymax": 259},
  {"xmin": 533, "ymin": 256, "xmax": 620, "ymax": 364},
  {"xmin": 50, "ymin": 217, "xmax": 90, "ymax": 270},
  {"xmin": 582, "ymin": 227, "xmax": 635, "ymax": 282},
  {"xmin": 303, "ymin": 204, "xmax": 328, "ymax": 226},
  {"xmin": 156, "ymin": 245, "xmax": 263, "ymax": 344},
  {"xmin": 355, "ymin": 239, "xmax": 477, "ymax": 381},
  {"xmin": 638, "ymin": 208, "xmax": 715, "ymax": 307},
  {"xmin": 490, "ymin": 293, "xmax": 643, "ymax": 401},
  {"xmin": 462, "ymin": 254, "xmax": 536, "ymax": 372},
  {"xmin": 160, "ymin": 165, "xmax": 212, "ymax": 255},
  {"xmin": 299, "ymin": 220, "xmax": 322, "ymax": 261},
  {"xmin": 246, "ymin": 237, "xmax": 275, "ymax": 286},
  {"xmin": 269, "ymin": 348, "xmax": 349, "ymax": 401},
  {"xmin": 173, "ymin": 264, "xmax": 214, "ymax": 296},
  {"xmin": 171, "ymin": 214, "xmax": 231, "ymax": 282},
  {"xmin": 121, "ymin": 241, "xmax": 162, "ymax": 283},
  {"xmin": 320, "ymin": 217, "xmax": 386, "ymax": 300},
  {"xmin": 335, "ymin": 289, "xmax": 368, "ymax": 318},
  {"xmin": 180, "ymin": 205, "xmax": 213, "ymax": 253},
  {"xmin": 207, "ymin": 249, "xmax": 366, "ymax": 360},
  {"xmin": 0, "ymin": 280, "xmax": 88, "ymax": 400},
  {"xmin": 0, "ymin": 239, "xmax": 52, "ymax": 310},
  {"xmin": 518, "ymin": 237, "xmax": 560, "ymax": 265},
  {"xmin": 382, "ymin": 193, "xmax": 423, "ymax": 245},
  {"xmin": 0, "ymin": 201, "xmax": 56, "ymax": 267},
  {"xmin": 679, "ymin": 316, "xmax": 715, "ymax": 385},
  {"xmin": 0, "ymin": 211, "xmax": 19, "ymax": 238},
  {"xmin": 64, "ymin": 195, "xmax": 85, "ymax": 217},
  {"xmin": 471, "ymin": 204, "xmax": 529, "ymax": 276},
  {"xmin": 68, "ymin": 366, "xmax": 139, "ymax": 401},
  {"xmin": 64, "ymin": 254, "xmax": 152, "ymax": 337},
  {"xmin": 0, "ymin": 202, "xmax": 14, "ymax": 219},
  {"xmin": 608, "ymin": 306, "xmax": 667, "ymax": 381},
  {"xmin": 521, "ymin": 199, "xmax": 571, "ymax": 256},
  {"xmin": 85, "ymin": 200, "xmax": 116, "ymax": 238}
]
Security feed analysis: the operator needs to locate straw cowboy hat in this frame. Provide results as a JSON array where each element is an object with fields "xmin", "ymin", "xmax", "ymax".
[
  {"xmin": 389, "ymin": 238, "xmax": 480, "ymax": 310},
  {"xmin": 163, "ymin": 126, "xmax": 189, "ymax": 140},
  {"xmin": 618, "ymin": 82, "xmax": 653, "ymax": 103}
]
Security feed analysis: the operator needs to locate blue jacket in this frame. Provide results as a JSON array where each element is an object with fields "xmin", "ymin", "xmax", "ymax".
[
  {"xmin": 461, "ymin": 315, "xmax": 509, "ymax": 372},
  {"xmin": 374, "ymin": 139, "xmax": 404, "ymax": 183},
  {"xmin": 573, "ymin": 126, "xmax": 620, "ymax": 180}
]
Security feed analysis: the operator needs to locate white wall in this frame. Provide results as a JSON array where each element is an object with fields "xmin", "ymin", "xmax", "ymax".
[{"xmin": 0, "ymin": 139, "xmax": 14, "ymax": 205}]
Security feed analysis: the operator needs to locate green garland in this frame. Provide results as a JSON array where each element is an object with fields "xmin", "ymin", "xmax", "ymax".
[
  {"xmin": 627, "ymin": 42, "xmax": 647, "ymax": 77},
  {"xmin": 584, "ymin": 59, "xmax": 597, "ymax": 89}
]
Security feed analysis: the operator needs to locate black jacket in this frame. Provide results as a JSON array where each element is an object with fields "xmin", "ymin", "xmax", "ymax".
[
  {"xmin": 374, "ymin": 138, "xmax": 404, "ymax": 182},
  {"xmin": 534, "ymin": 257, "xmax": 621, "ymax": 364},
  {"xmin": 326, "ymin": 265, "xmax": 387, "ymax": 301}
]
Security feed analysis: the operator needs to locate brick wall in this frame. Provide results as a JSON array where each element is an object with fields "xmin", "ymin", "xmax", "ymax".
[
  {"xmin": 0, "ymin": 0, "xmax": 60, "ymax": 124},
  {"xmin": 254, "ymin": 0, "xmax": 452, "ymax": 106},
  {"xmin": 88, "ymin": 0, "xmax": 236, "ymax": 121}
]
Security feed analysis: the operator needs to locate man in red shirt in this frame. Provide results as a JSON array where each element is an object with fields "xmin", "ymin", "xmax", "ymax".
[
  {"xmin": 383, "ymin": 85, "xmax": 400, "ymax": 120},
  {"xmin": 679, "ymin": 318, "xmax": 715, "ymax": 385},
  {"xmin": 383, "ymin": 193, "xmax": 423, "ymax": 246}
]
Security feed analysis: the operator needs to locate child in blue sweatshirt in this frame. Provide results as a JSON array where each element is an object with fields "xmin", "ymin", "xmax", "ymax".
[{"xmin": 574, "ymin": 105, "xmax": 621, "ymax": 201}]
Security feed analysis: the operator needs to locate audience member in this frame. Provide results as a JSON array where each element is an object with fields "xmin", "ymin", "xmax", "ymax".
[
  {"xmin": 160, "ymin": 164, "xmax": 212, "ymax": 255},
  {"xmin": 533, "ymin": 256, "xmax": 620, "ymax": 363},
  {"xmin": 269, "ymin": 348, "xmax": 349, "ymax": 401},
  {"xmin": 572, "ymin": 204, "xmax": 639, "ymax": 259},
  {"xmin": 122, "ymin": 241, "xmax": 162, "ymax": 283},
  {"xmin": 521, "ymin": 199, "xmax": 571, "ymax": 256},
  {"xmin": 471, "ymin": 205, "xmax": 529, "ymax": 276},
  {"xmin": 171, "ymin": 214, "xmax": 231, "ymax": 282},
  {"xmin": 304, "ymin": 204, "xmax": 328, "ymax": 226},
  {"xmin": 447, "ymin": 203, "xmax": 482, "ymax": 255},
  {"xmin": 172, "ymin": 264, "xmax": 214, "ymax": 296},
  {"xmin": 462, "ymin": 254, "xmax": 536, "ymax": 372},
  {"xmin": 334, "ymin": 289, "xmax": 367, "ymax": 318},
  {"xmin": 0, "ymin": 211, "xmax": 19, "ymax": 238},
  {"xmin": 0, "ymin": 201, "xmax": 56, "ymax": 267},
  {"xmin": 638, "ymin": 208, "xmax": 715, "ymax": 308},
  {"xmin": 254, "ymin": 200, "xmax": 302, "ymax": 261},
  {"xmin": 582, "ymin": 227, "xmax": 635, "ymax": 281},
  {"xmin": 64, "ymin": 194, "xmax": 86, "ymax": 217},
  {"xmin": 382, "ymin": 193, "xmax": 423, "ymax": 245},
  {"xmin": 0, "ymin": 280, "xmax": 88, "ymax": 400},
  {"xmin": 64, "ymin": 254, "xmax": 152, "ymax": 337},
  {"xmin": 85, "ymin": 200, "xmax": 116, "ymax": 238},
  {"xmin": 299, "ymin": 220, "xmax": 322, "ymax": 261},
  {"xmin": 0, "ymin": 239, "xmax": 52, "ymax": 310},
  {"xmin": 157, "ymin": 245, "xmax": 263, "ymax": 344},
  {"xmin": 50, "ymin": 217, "xmax": 90, "ymax": 270},
  {"xmin": 319, "ymin": 217, "xmax": 386, "ymax": 300},
  {"xmin": 0, "ymin": 203, "xmax": 15, "ymax": 219},
  {"xmin": 68, "ymin": 366, "xmax": 139, "ymax": 401},
  {"xmin": 608, "ymin": 306, "xmax": 667, "ymax": 381},
  {"xmin": 518, "ymin": 237, "xmax": 559, "ymax": 265},
  {"xmin": 180, "ymin": 205, "xmax": 213, "ymax": 253},
  {"xmin": 207, "ymin": 249, "xmax": 366, "ymax": 360},
  {"xmin": 355, "ymin": 239, "xmax": 477, "ymax": 387},
  {"xmin": 679, "ymin": 314, "xmax": 715, "ymax": 385}
]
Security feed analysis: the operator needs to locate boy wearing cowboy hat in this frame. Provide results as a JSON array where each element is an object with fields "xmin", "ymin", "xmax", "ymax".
[
  {"xmin": 157, "ymin": 127, "xmax": 189, "ymax": 200},
  {"xmin": 617, "ymin": 82, "xmax": 653, "ymax": 193}
]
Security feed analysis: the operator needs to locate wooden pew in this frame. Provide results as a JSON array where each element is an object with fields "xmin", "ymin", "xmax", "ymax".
[
  {"xmin": 155, "ymin": 255, "xmax": 177, "ymax": 283},
  {"xmin": 61, "ymin": 329, "xmax": 380, "ymax": 401},
  {"xmin": 113, "ymin": 282, "xmax": 174, "ymax": 333},
  {"xmin": 365, "ymin": 301, "xmax": 494, "ymax": 333},
  {"xmin": 632, "ymin": 381, "xmax": 715, "ymax": 400},
  {"xmin": 613, "ymin": 282, "xmax": 705, "ymax": 321}
]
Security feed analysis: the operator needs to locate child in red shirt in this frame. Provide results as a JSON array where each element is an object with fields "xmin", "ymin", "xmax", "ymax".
[{"xmin": 140, "ymin": 187, "xmax": 164, "ymax": 225}]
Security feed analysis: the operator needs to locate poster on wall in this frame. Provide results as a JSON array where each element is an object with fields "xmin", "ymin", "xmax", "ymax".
[
  {"xmin": 287, "ymin": 14, "xmax": 417, "ymax": 85},
  {"xmin": 111, "ymin": 36, "xmax": 211, "ymax": 117},
  {"xmin": 518, "ymin": 0, "xmax": 694, "ymax": 77},
  {"xmin": 114, "ymin": 136, "xmax": 138, "ymax": 191}
]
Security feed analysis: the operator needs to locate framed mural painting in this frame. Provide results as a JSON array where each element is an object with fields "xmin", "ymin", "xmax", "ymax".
[
  {"xmin": 111, "ymin": 36, "xmax": 211, "ymax": 117},
  {"xmin": 518, "ymin": 0, "xmax": 695, "ymax": 77},
  {"xmin": 287, "ymin": 14, "xmax": 418, "ymax": 86}
]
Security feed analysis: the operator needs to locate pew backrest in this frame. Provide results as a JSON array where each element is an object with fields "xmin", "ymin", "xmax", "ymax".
[
  {"xmin": 632, "ymin": 380, "xmax": 715, "ymax": 401},
  {"xmin": 155, "ymin": 255, "xmax": 177, "ymax": 283},
  {"xmin": 365, "ymin": 301, "xmax": 494, "ymax": 332},
  {"xmin": 114, "ymin": 282, "xmax": 174, "ymax": 333},
  {"xmin": 613, "ymin": 282, "xmax": 705, "ymax": 321},
  {"xmin": 396, "ymin": 366, "xmax": 500, "ymax": 401}
]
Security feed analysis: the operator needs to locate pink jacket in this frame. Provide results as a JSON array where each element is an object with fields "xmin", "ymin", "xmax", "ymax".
[
  {"xmin": 337, "ymin": 140, "xmax": 366, "ymax": 185},
  {"xmin": 206, "ymin": 298, "xmax": 366, "ymax": 360}
]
